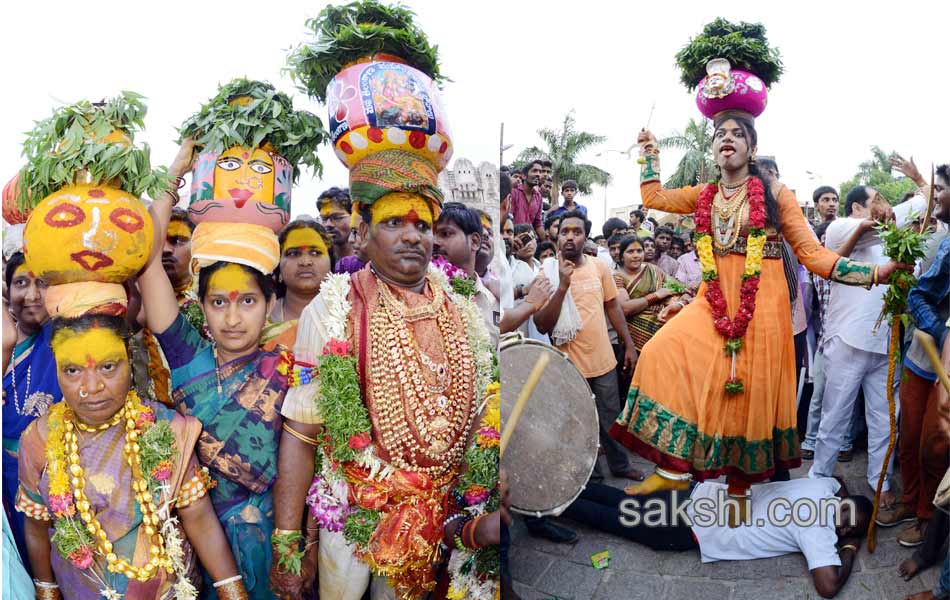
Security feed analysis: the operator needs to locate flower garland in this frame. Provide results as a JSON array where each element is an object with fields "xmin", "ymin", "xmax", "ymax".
[
  {"xmin": 45, "ymin": 392, "xmax": 196, "ymax": 598},
  {"xmin": 446, "ymin": 381, "xmax": 501, "ymax": 600},
  {"xmin": 432, "ymin": 256, "xmax": 477, "ymax": 298},
  {"xmin": 293, "ymin": 268, "xmax": 496, "ymax": 557},
  {"xmin": 694, "ymin": 177, "xmax": 766, "ymax": 394}
]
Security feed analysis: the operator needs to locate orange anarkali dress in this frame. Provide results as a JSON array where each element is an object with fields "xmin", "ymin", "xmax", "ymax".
[{"xmin": 610, "ymin": 180, "xmax": 843, "ymax": 483}]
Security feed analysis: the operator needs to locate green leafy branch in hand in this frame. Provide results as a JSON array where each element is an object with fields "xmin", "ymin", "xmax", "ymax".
[
  {"xmin": 177, "ymin": 79, "xmax": 327, "ymax": 179},
  {"xmin": 663, "ymin": 280, "xmax": 686, "ymax": 294},
  {"xmin": 18, "ymin": 91, "xmax": 171, "ymax": 208},
  {"xmin": 874, "ymin": 214, "xmax": 930, "ymax": 331},
  {"xmin": 675, "ymin": 18, "xmax": 783, "ymax": 90},
  {"xmin": 270, "ymin": 529, "xmax": 304, "ymax": 575},
  {"xmin": 286, "ymin": 0, "xmax": 445, "ymax": 103}
]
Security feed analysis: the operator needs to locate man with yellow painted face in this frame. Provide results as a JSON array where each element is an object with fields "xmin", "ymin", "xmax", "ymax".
[
  {"xmin": 317, "ymin": 186, "xmax": 354, "ymax": 265},
  {"xmin": 161, "ymin": 208, "xmax": 195, "ymax": 297},
  {"xmin": 273, "ymin": 149, "xmax": 500, "ymax": 600}
]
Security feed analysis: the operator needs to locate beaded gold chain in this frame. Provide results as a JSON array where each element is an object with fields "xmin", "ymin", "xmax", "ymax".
[
  {"xmin": 369, "ymin": 278, "xmax": 476, "ymax": 477},
  {"xmin": 62, "ymin": 393, "xmax": 173, "ymax": 582}
]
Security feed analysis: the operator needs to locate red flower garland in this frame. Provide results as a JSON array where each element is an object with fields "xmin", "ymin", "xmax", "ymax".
[{"xmin": 695, "ymin": 177, "xmax": 767, "ymax": 394}]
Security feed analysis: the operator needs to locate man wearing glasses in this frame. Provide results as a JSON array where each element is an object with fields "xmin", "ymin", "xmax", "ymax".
[{"xmin": 317, "ymin": 186, "xmax": 355, "ymax": 268}]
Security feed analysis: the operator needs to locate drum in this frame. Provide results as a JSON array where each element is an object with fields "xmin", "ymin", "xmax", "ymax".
[{"xmin": 500, "ymin": 332, "xmax": 599, "ymax": 517}]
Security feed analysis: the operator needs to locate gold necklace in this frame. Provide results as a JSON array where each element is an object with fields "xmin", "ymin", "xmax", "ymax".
[
  {"xmin": 377, "ymin": 273, "xmax": 445, "ymax": 322},
  {"xmin": 73, "ymin": 407, "xmax": 126, "ymax": 432},
  {"xmin": 714, "ymin": 182, "xmax": 748, "ymax": 220},
  {"xmin": 64, "ymin": 393, "xmax": 173, "ymax": 582},
  {"xmin": 368, "ymin": 289, "xmax": 476, "ymax": 477},
  {"xmin": 712, "ymin": 191, "xmax": 747, "ymax": 253}
]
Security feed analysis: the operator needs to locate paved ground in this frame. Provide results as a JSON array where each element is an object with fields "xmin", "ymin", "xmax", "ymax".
[{"xmin": 509, "ymin": 448, "xmax": 941, "ymax": 600}]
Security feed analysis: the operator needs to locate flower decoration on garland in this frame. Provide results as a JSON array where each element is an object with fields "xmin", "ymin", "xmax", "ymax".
[
  {"xmin": 694, "ymin": 176, "xmax": 766, "ymax": 395},
  {"xmin": 446, "ymin": 381, "xmax": 501, "ymax": 600},
  {"xmin": 433, "ymin": 256, "xmax": 477, "ymax": 298},
  {"xmin": 43, "ymin": 392, "xmax": 189, "ymax": 594}
]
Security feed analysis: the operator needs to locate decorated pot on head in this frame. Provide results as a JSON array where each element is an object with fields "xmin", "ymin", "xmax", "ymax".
[
  {"xmin": 17, "ymin": 93, "xmax": 163, "ymax": 315},
  {"xmin": 178, "ymin": 79, "xmax": 327, "ymax": 233},
  {"xmin": 3, "ymin": 173, "xmax": 30, "ymax": 225},
  {"xmin": 675, "ymin": 18, "xmax": 783, "ymax": 123},
  {"xmin": 288, "ymin": 0, "xmax": 451, "ymax": 173}
]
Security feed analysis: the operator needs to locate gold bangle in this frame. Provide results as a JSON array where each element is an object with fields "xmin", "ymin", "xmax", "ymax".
[
  {"xmin": 282, "ymin": 422, "xmax": 320, "ymax": 447},
  {"xmin": 839, "ymin": 544, "xmax": 857, "ymax": 554},
  {"xmin": 272, "ymin": 528, "xmax": 302, "ymax": 537},
  {"xmin": 213, "ymin": 576, "xmax": 249, "ymax": 600},
  {"xmin": 33, "ymin": 581, "xmax": 61, "ymax": 600}
]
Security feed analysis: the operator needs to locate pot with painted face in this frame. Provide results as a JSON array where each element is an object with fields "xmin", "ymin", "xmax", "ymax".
[
  {"xmin": 23, "ymin": 183, "xmax": 153, "ymax": 285},
  {"xmin": 188, "ymin": 142, "xmax": 293, "ymax": 232}
]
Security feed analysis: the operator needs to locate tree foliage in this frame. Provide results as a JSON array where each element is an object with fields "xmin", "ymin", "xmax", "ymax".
[
  {"xmin": 839, "ymin": 146, "xmax": 917, "ymax": 206},
  {"xmin": 511, "ymin": 110, "xmax": 611, "ymax": 199},
  {"xmin": 658, "ymin": 118, "xmax": 716, "ymax": 188}
]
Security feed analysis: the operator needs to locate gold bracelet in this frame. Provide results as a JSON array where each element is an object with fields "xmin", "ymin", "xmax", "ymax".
[
  {"xmin": 33, "ymin": 581, "xmax": 61, "ymax": 600},
  {"xmin": 281, "ymin": 422, "xmax": 320, "ymax": 447},
  {"xmin": 872, "ymin": 265, "xmax": 880, "ymax": 285},
  {"xmin": 839, "ymin": 544, "xmax": 857, "ymax": 554},
  {"xmin": 213, "ymin": 577, "xmax": 249, "ymax": 600},
  {"xmin": 273, "ymin": 528, "xmax": 302, "ymax": 537}
]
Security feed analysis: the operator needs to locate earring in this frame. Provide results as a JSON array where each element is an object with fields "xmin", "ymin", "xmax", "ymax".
[{"xmin": 749, "ymin": 154, "xmax": 757, "ymax": 164}]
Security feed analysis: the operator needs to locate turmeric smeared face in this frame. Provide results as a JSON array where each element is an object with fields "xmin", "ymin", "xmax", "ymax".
[
  {"xmin": 212, "ymin": 146, "xmax": 276, "ymax": 209},
  {"xmin": 279, "ymin": 227, "xmax": 331, "ymax": 296},
  {"xmin": 52, "ymin": 326, "xmax": 130, "ymax": 425},
  {"xmin": 362, "ymin": 192, "xmax": 437, "ymax": 286},
  {"xmin": 23, "ymin": 184, "xmax": 153, "ymax": 285},
  {"xmin": 201, "ymin": 263, "xmax": 270, "ymax": 357}
]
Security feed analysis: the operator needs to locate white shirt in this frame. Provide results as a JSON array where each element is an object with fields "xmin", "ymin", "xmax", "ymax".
[
  {"xmin": 597, "ymin": 247, "xmax": 615, "ymax": 269},
  {"xmin": 491, "ymin": 234, "xmax": 515, "ymax": 312},
  {"xmin": 688, "ymin": 478, "xmax": 842, "ymax": 570},
  {"xmin": 474, "ymin": 275, "xmax": 500, "ymax": 348},
  {"xmin": 509, "ymin": 257, "xmax": 548, "ymax": 342},
  {"xmin": 823, "ymin": 217, "xmax": 889, "ymax": 354}
]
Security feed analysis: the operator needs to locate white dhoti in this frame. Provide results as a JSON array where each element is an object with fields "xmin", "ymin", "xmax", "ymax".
[{"xmin": 319, "ymin": 529, "xmax": 399, "ymax": 600}]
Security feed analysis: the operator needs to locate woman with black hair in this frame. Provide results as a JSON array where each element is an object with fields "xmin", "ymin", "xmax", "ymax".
[
  {"xmin": 2, "ymin": 252, "xmax": 56, "ymax": 568},
  {"xmin": 611, "ymin": 113, "xmax": 909, "ymax": 522},
  {"xmin": 262, "ymin": 220, "xmax": 334, "ymax": 351}
]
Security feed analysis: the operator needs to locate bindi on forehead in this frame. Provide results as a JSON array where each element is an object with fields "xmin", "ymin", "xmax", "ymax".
[{"xmin": 242, "ymin": 151, "xmax": 249, "ymax": 159}]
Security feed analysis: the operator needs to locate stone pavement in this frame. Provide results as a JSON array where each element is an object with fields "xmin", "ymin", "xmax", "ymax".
[{"xmin": 509, "ymin": 449, "xmax": 942, "ymax": 599}]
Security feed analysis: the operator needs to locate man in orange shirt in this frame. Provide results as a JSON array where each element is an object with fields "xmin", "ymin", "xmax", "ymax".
[{"xmin": 534, "ymin": 210, "xmax": 642, "ymax": 482}]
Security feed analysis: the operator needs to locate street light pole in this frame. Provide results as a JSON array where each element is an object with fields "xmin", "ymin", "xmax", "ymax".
[{"xmin": 595, "ymin": 148, "xmax": 629, "ymax": 227}]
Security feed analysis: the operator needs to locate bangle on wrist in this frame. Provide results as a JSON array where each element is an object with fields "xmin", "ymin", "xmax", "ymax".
[
  {"xmin": 839, "ymin": 543, "xmax": 857, "ymax": 554},
  {"xmin": 214, "ymin": 575, "xmax": 249, "ymax": 600}
]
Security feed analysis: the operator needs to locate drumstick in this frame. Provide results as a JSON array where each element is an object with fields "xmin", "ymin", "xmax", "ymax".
[
  {"xmin": 500, "ymin": 352, "xmax": 551, "ymax": 458},
  {"xmin": 914, "ymin": 330, "xmax": 950, "ymax": 394}
]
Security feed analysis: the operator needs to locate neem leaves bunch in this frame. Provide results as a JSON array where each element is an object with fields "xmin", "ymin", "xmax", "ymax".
[
  {"xmin": 286, "ymin": 0, "xmax": 444, "ymax": 103},
  {"xmin": 18, "ymin": 91, "xmax": 170, "ymax": 207},
  {"xmin": 675, "ymin": 18, "xmax": 784, "ymax": 90},
  {"xmin": 178, "ymin": 78, "xmax": 327, "ymax": 179}
]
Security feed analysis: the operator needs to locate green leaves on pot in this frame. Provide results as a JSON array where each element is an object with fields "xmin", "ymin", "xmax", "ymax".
[
  {"xmin": 286, "ymin": 0, "xmax": 444, "ymax": 103},
  {"xmin": 675, "ymin": 18, "xmax": 783, "ymax": 90},
  {"xmin": 17, "ymin": 91, "xmax": 171, "ymax": 208},
  {"xmin": 177, "ymin": 79, "xmax": 327, "ymax": 180}
]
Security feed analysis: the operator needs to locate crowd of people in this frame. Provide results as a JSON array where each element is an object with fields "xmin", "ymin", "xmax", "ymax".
[{"xmin": 497, "ymin": 138, "xmax": 950, "ymax": 599}]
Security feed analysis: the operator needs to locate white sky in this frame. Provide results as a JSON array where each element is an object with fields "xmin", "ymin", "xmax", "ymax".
[{"xmin": 3, "ymin": 1, "xmax": 949, "ymax": 232}]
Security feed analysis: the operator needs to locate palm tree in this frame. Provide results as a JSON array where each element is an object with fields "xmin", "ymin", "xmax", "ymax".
[
  {"xmin": 658, "ymin": 118, "xmax": 716, "ymax": 188},
  {"xmin": 514, "ymin": 110, "xmax": 611, "ymax": 205}
]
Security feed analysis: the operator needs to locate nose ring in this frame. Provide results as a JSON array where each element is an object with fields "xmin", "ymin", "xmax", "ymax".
[{"xmin": 79, "ymin": 388, "xmax": 89, "ymax": 399}]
